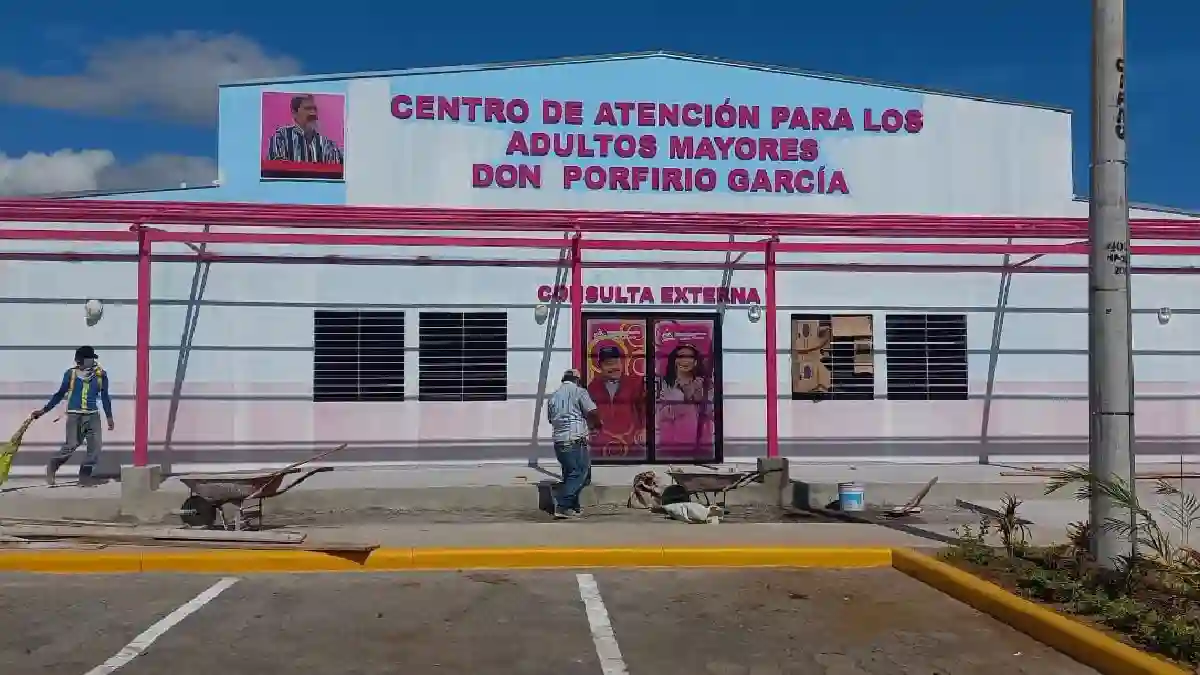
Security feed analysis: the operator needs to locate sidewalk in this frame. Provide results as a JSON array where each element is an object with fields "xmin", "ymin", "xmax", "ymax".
[{"xmin": 1, "ymin": 461, "xmax": 1192, "ymax": 525}]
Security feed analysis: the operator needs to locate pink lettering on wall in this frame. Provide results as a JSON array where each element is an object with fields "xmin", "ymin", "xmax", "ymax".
[
  {"xmin": 537, "ymin": 284, "xmax": 763, "ymax": 306},
  {"xmin": 392, "ymin": 95, "xmax": 927, "ymax": 196}
]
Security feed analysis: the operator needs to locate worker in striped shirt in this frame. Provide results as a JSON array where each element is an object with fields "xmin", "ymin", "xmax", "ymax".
[
  {"xmin": 546, "ymin": 369, "xmax": 603, "ymax": 519},
  {"xmin": 31, "ymin": 346, "xmax": 114, "ymax": 486},
  {"xmin": 266, "ymin": 94, "xmax": 345, "ymax": 165}
]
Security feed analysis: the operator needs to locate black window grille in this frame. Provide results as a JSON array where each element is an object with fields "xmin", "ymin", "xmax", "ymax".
[
  {"xmin": 418, "ymin": 312, "xmax": 508, "ymax": 402},
  {"xmin": 884, "ymin": 313, "xmax": 968, "ymax": 400},
  {"xmin": 312, "ymin": 310, "xmax": 405, "ymax": 402}
]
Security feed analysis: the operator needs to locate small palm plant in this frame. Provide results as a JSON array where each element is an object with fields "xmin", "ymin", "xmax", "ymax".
[
  {"xmin": 1045, "ymin": 466, "xmax": 1200, "ymax": 589},
  {"xmin": 993, "ymin": 493, "xmax": 1031, "ymax": 557}
]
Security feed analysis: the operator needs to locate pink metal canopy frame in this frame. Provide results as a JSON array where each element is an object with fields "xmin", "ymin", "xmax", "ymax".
[{"xmin": 0, "ymin": 198, "xmax": 1195, "ymax": 467}]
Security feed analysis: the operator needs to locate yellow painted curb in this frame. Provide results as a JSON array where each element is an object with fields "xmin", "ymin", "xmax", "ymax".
[
  {"xmin": 139, "ymin": 550, "xmax": 368, "ymax": 574},
  {"xmin": 890, "ymin": 548, "xmax": 1189, "ymax": 675},
  {"xmin": 0, "ymin": 550, "xmax": 144, "ymax": 574},
  {"xmin": 0, "ymin": 546, "xmax": 894, "ymax": 574}
]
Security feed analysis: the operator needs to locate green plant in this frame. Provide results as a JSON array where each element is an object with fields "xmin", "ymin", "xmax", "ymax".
[
  {"xmin": 992, "ymin": 493, "xmax": 1031, "ymax": 557},
  {"xmin": 1015, "ymin": 565, "xmax": 1050, "ymax": 590},
  {"xmin": 1143, "ymin": 615, "xmax": 1200, "ymax": 661},
  {"xmin": 1044, "ymin": 466, "xmax": 1200, "ymax": 591},
  {"xmin": 1099, "ymin": 596, "xmax": 1144, "ymax": 631},
  {"xmin": 1065, "ymin": 519, "xmax": 1093, "ymax": 560},
  {"xmin": 948, "ymin": 522, "xmax": 995, "ymax": 565},
  {"xmin": 1013, "ymin": 565, "xmax": 1086, "ymax": 603},
  {"xmin": 1069, "ymin": 588, "xmax": 1105, "ymax": 615}
]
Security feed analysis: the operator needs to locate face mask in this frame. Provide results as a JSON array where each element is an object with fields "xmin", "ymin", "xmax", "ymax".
[{"xmin": 79, "ymin": 358, "xmax": 95, "ymax": 370}]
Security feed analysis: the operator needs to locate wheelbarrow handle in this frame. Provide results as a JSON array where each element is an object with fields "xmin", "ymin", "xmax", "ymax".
[
  {"xmin": 729, "ymin": 468, "xmax": 780, "ymax": 491},
  {"xmin": 260, "ymin": 466, "xmax": 335, "ymax": 498}
]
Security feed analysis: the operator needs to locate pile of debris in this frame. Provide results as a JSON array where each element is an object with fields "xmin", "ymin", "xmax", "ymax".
[{"xmin": 0, "ymin": 516, "xmax": 377, "ymax": 552}]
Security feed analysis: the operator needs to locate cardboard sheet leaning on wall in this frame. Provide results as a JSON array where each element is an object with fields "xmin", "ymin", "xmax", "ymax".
[
  {"xmin": 831, "ymin": 315, "xmax": 875, "ymax": 376},
  {"xmin": 791, "ymin": 315, "xmax": 876, "ymax": 396},
  {"xmin": 791, "ymin": 319, "xmax": 832, "ymax": 394}
]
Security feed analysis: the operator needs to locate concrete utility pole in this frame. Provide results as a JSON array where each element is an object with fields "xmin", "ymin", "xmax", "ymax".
[{"xmin": 1088, "ymin": 0, "xmax": 1136, "ymax": 567}]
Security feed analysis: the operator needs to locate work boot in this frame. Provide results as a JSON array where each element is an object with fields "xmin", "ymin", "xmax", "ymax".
[{"xmin": 78, "ymin": 467, "xmax": 101, "ymax": 488}]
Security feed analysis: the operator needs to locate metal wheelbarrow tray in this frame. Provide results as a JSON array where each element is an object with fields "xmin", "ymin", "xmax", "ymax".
[
  {"xmin": 174, "ymin": 466, "xmax": 334, "ymax": 530},
  {"xmin": 665, "ymin": 469, "xmax": 772, "ymax": 511}
]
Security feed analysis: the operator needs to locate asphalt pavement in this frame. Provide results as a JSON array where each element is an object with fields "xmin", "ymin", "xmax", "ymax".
[{"xmin": 1, "ymin": 569, "xmax": 1098, "ymax": 674}]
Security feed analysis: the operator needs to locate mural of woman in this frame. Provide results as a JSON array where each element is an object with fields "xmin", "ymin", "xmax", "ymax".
[{"xmin": 654, "ymin": 343, "xmax": 715, "ymax": 459}]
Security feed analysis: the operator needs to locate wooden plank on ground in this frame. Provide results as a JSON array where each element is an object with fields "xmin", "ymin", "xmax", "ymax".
[
  {"xmin": 0, "ymin": 516, "xmax": 136, "ymax": 528},
  {"xmin": 0, "ymin": 524, "xmax": 305, "ymax": 544},
  {"xmin": 0, "ymin": 541, "xmax": 108, "ymax": 550},
  {"xmin": 134, "ymin": 539, "xmax": 378, "ymax": 552}
]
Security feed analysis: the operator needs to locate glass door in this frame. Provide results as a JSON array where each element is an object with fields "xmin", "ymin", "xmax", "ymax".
[
  {"xmin": 582, "ymin": 312, "xmax": 723, "ymax": 464},
  {"xmin": 651, "ymin": 317, "xmax": 719, "ymax": 463},
  {"xmin": 583, "ymin": 316, "xmax": 650, "ymax": 461}
]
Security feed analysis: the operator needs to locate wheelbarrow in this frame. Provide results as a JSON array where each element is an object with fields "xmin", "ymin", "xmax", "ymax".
[
  {"xmin": 174, "ymin": 467, "xmax": 333, "ymax": 530},
  {"xmin": 665, "ymin": 468, "xmax": 774, "ymax": 512},
  {"xmin": 173, "ymin": 443, "xmax": 348, "ymax": 530}
]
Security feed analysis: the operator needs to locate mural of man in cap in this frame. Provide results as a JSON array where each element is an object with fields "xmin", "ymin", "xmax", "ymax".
[{"xmin": 586, "ymin": 345, "xmax": 647, "ymax": 456}]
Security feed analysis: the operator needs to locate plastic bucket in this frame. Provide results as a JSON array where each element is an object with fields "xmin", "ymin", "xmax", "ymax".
[{"xmin": 837, "ymin": 482, "xmax": 865, "ymax": 512}]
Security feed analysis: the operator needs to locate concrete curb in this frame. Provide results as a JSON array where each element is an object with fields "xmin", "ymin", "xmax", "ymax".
[
  {"xmin": 891, "ymin": 548, "xmax": 1189, "ymax": 675},
  {"xmin": 0, "ymin": 546, "xmax": 894, "ymax": 574}
]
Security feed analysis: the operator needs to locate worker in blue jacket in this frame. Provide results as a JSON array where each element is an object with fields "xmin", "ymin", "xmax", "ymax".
[{"xmin": 31, "ymin": 346, "xmax": 115, "ymax": 486}]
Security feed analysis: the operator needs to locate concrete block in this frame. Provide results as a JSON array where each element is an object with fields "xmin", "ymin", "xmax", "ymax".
[
  {"xmin": 757, "ymin": 457, "xmax": 790, "ymax": 507},
  {"xmin": 119, "ymin": 465, "xmax": 170, "ymax": 523},
  {"xmin": 121, "ymin": 464, "xmax": 162, "ymax": 492}
]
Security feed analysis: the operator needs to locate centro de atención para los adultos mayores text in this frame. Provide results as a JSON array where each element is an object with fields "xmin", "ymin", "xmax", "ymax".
[{"xmin": 390, "ymin": 96, "xmax": 925, "ymax": 195}]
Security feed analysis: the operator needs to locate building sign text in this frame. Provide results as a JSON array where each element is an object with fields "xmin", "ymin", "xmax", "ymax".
[
  {"xmin": 391, "ymin": 96, "xmax": 924, "ymax": 197},
  {"xmin": 537, "ymin": 284, "xmax": 762, "ymax": 306}
]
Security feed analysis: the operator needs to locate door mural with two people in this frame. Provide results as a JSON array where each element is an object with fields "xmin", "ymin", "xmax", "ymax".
[{"xmin": 583, "ymin": 313, "xmax": 721, "ymax": 464}]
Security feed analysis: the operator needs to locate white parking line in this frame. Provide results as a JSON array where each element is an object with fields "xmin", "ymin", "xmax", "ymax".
[
  {"xmin": 83, "ymin": 577, "xmax": 239, "ymax": 675},
  {"xmin": 575, "ymin": 573, "xmax": 629, "ymax": 675}
]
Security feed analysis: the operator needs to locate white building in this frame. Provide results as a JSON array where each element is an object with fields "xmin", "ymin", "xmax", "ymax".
[{"xmin": 1, "ymin": 51, "xmax": 1197, "ymax": 474}]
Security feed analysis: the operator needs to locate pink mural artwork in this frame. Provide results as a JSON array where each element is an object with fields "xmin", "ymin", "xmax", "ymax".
[
  {"xmin": 584, "ymin": 318, "xmax": 649, "ymax": 461},
  {"xmin": 652, "ymin": 318, "xmax": 717, "ymax": 462}
]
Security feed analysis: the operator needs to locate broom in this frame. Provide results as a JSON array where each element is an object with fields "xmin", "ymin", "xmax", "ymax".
[{"xmin": 0, "ymin": 414, "xmax": 36, "ymax": 487}]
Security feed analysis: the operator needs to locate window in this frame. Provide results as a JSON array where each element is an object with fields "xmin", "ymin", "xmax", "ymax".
[
  {"xmin": 312, "ymin": 311, "xmax": 405, "ymax": 402},
  {"xmin": 790, "ymin": 314, "xmax": 875, "ymax": 401},
  {"xmin": 884, "ymin": 313, "xmax": 968, "ymax": 400},
  {"xmin": 418, "ymin": 312, "xmax": 508, "ymax": 401}
]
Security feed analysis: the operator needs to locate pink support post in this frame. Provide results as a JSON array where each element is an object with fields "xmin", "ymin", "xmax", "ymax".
[
  {"xmin": 570, "ymin": 233, "xmax": 584, "ymax": 371},
  {"xmin": 764, "ymin": 238, "xmax": 780, "ymax": 459},
  {"xmin": 133, "ymin": 225, "xmax": 152, "ymax": 467}
]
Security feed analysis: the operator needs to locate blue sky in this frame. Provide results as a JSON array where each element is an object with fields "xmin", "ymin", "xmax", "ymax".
[{"xmin": 0, "ymin": 1, "xmax": 1195, "ymax": 208}]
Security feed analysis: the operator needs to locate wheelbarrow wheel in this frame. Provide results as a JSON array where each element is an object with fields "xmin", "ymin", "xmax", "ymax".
[{"xmin": 179, "ymin": 496, "xmax": 217, "ymax": 528}]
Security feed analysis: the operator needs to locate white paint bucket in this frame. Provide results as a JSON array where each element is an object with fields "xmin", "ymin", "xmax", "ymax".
[{"xmin": 838, "ymin": 482, "xmax": 865, "ymax": 512}]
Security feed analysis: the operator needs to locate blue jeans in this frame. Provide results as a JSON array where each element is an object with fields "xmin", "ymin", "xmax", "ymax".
[{"xmin": 554, "ymin": 438, "xmax": 592, "ymax": 511}]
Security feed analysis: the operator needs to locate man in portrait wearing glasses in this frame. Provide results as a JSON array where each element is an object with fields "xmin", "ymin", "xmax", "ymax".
[{"xmin": 267, "ymin": 94, "xmax": 345, "ymax": 165}]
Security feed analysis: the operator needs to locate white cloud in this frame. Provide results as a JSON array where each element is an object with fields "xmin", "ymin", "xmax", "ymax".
[
  {"xmin": 0, "ymin": 32, "xmax": 301, "ymax": 125},
  {"xmin": 0, "ymin": 149, "xmax": 216, "ymax": 196}
]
